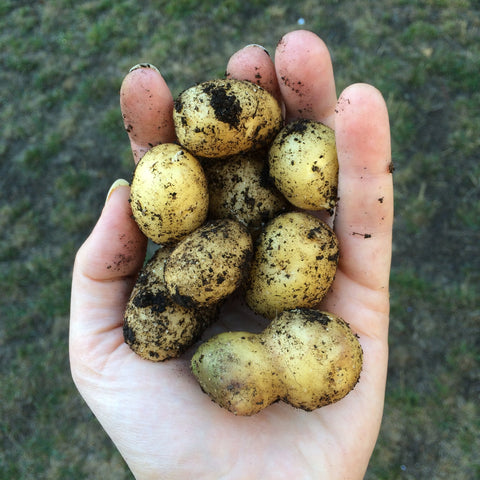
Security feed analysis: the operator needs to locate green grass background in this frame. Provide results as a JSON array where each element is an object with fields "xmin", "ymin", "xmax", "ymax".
[{"xmin": 1, "ymin": 0, "xmax": 479, "ymax": 478}]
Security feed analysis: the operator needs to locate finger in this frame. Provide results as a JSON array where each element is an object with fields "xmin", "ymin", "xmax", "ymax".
[
  {"xmin": 120, "ymin": 64, "xmax": 176, "ymax": 164},
  {"xmin": 70, "ymin": 182, "xmax": 147, "ymax": 353},
  {"xmin": 226, "ymin": 44, "xmax": 281, "ymax": 101},
  {"xmin": 274, "ymin": 30, "xmax": 337, "ymax": 127},
  {"xmin": 334, "ymin": 84, "xmax": 393, "ymax": 290},
  {"xmin": 323, "ymin": 84, "xmax": 393, "ymax": 334}
]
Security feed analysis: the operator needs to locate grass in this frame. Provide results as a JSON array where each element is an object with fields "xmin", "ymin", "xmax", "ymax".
[{"xmin": 1, "ymin": 0, "xmax": 479, "ymax": 478}]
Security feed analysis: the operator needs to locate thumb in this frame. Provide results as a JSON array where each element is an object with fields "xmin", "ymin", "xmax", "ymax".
[{"xmin": 70, "ymin": 180, "xmax": 147, "ymax": 365}]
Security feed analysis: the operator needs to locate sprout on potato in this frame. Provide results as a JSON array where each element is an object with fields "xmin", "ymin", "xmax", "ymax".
[
  {"xmin": 129, "ymin": 143, "xmax": 208, "ymax": 244},
  {"xmin": 191, "ymin": 309, "xmax": 363, "ymax": 416}
]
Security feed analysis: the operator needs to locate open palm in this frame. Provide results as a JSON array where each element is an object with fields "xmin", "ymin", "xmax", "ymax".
[{"xmin": 70, "ymin": 30, "xmax": 393, "ymax": 480}]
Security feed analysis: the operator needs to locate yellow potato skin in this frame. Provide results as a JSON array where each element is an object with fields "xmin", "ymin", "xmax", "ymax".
[
  {"xmin": 129, "ymin": 143, "xmax": 208, "ymax": 244},
  {"xmin": 245, "ymin": 211, "xmax": 339, "ymax": 320},
  {"xmin": 164, "ymin": 219, "xmax": 253, "ymax": 307},
  {"xmin": 265, "ymin": 310, "xmax": 362, "ymax": 411},
  {"xmin": 192, "ymin": 331, "xmax": 280, "ymax": 415},
  {"xmin": 269, "ymin": 119, "xmax": 338, "ymax": 211},
  {"xmin": 191, "ymin": 309, "xmax": 363, "ymax": 415},
  {"xmin": 202, "ymin": 151, "xmax": 289, "ymax": 237},
  {"xmin": 123, "ymin": 247, "xmax": 216, "ymax": 362},
  {"xmin": 173, "ymin": 79, "xmax": 283, "ymax": 158}
]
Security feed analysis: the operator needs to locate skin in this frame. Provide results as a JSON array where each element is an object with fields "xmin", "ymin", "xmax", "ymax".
[{"xmin": 70, "ymin": 30, "xmax": 393, "ymax": 480}]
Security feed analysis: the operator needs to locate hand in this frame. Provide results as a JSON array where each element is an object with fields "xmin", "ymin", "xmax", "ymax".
[{"xmin": 70, "ymin": 30, "xmax": 393, "ymax": 480}]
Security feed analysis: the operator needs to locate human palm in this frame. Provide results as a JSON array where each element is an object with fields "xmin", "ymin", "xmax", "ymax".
[{"xmin": 70, "ymin": 30, "xmax": 393, "ymax": 480}]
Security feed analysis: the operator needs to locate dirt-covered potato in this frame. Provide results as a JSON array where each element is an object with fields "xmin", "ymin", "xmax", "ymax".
[
  {"xmin": 202, "ymin": 151, "xmax": 289, "ymax": 237},
  {"xmin": 129, "ymin": 143, "xmax": 208, "ymax": 244},
  {"xmin": 245, "ymin": 211, "xmax": 339, "ymax": 319},
  {"xmin": 164, "ymin": 219, "xmax": 253, "ymax": 308},
  {"xmin": 123, "ymin": 247, "xmax": 217, "ymax": 362},
  {"xmin": 173, "ymin": 79, "xmax": 283, "ymax": 158},
  {"xmin": 268, "ymin": 119, "xmax": 338, "ymax": 211},
  {"xmin": 191, "ymin": 308, "xmax": 363, "ymax": 415}
]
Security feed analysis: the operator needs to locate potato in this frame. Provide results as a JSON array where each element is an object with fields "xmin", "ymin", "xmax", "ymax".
[
  {"xmin": 202, "ymin": 150, "xmax": 289, "ymax": 237},
  {"xmin": 245, "ymin": 211, "xmax": 339, "ymax": 319},
  {"xmin": 164, "ymin": 219, "xmax": 253, "ymax": 308},
  {"xmin": 129, "ymin": 143, "xmax": 208, "ymax": 244},
  {"xmin": 268, "ymin": 119, "xmax": 338, "ymax": 212},
  {"xmin": 123, "ymin": 247, "xmax": 217, "ymax": 361},
  {"xmin": 191, "ymin": 308, "xmax": 363, "ymax": 415},
  {"xmin": 173, "ymin": 79, "xmax": 283, "ymax": 158}
]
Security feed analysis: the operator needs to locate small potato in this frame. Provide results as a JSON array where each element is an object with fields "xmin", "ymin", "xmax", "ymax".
[
  {"xmin": 123, "ymin": 247, "xmax": 216, "ymax": 362},
  {"xmin": 129, "ymin": 143, "xmax": 208, "ymax": 244},
  {"xmin": 202, "ymin": 151, "xmax": 289, "ymax": 237},
  {"xmin": 173, "ymin": 79, "xmax": 283, "ymax": 158},
  {"xmin": 191, "ymin": 308, "xmax": 363, "ymax": 415},
  {"xmin": 245, "ymin": 211, "xmax": 339, "ymax": 319},
  {"xmin": 269, "ymin": 119, "xmax": 338, "ymax": 211},
  {"xmin": 164, "ymin": 219, "xmax": 253, "ymax": 308}
]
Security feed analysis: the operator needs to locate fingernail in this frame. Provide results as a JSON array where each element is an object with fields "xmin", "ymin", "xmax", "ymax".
[
  {"xmin": 106, "ymin": 179, "xmax": 129, "ymax": 204},
  {"xmin": 129, "ymin": 63, "xmax": 160, "ymax": 73},
  {"xmin": 244, "ymin": 44, "xmax": 270, "ymax": 56}
]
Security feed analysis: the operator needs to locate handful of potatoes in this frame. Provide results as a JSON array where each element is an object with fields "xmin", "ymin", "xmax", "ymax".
[{"xmin": 124, "ymin": 77, "xmax": 362, "ymax": 415}]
